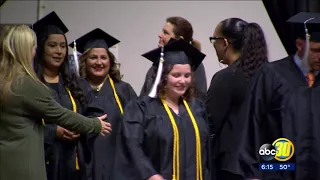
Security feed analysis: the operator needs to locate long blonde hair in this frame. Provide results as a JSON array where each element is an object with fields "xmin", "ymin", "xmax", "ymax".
[{"xmin": 0, "ymin": 25, "xmax": 41, "ymax": 103}]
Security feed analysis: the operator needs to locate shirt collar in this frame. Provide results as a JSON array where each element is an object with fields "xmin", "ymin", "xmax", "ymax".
[
  {"xmin": 293, "ymin": 53, "xmax": 309, "ymax": 77},
  {"xmin": 293, "ymin": 53, "xmax": 319, "ymax": 77}
]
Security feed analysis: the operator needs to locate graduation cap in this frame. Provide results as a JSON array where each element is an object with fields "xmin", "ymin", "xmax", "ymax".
[
  {"xmin": 286, "ymin": 12, "xmax": 320, "ymax": 42},
  {"xmin": 142, "ymin": 38, "xmax": 205, "ymax": 71},
  {"xmin": 142, "ymin": 38, "xmax": 206, "ymax": 97},
  {"xmin": 31, "ymin": 11, "xmax": 68, "ymax": 36},
  {"xmin": 69, "ymin": 28, "xmax": 120, "ymax": 54}
]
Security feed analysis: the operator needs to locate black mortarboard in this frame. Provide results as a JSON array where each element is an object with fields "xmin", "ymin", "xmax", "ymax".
[
  {"xmin": 31, "ymin": 11, "xmax": 68, "ymax": 36},
  {"xmin": 69, "ymin": 28, "xmax": 120, "ymax": 54},
  {"xmin": 142, "ymin": 38, "xmax": 206, "ymax": 97},
  {"xmin": 142, "ymin": 38, "xmax": 206, "ymax": 71},
  {"xmin": 286, "ymin": 12, "xmax": 320, "ymax": 42}
]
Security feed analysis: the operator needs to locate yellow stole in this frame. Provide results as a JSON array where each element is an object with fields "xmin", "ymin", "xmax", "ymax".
[
  {"xmin": 160, "ymin": 98, "xmax": 203, "ymax": 180},
  {"xmin": 42, "ymin": 74, "xmax": 124, "ymax": 170},
  {"xmin": 107, "ymin": 74, "xmax": 123, "ymax": 115},
  {"xmin": 42, "ymin": 88, "xmax": 80, "ymax": 170}
]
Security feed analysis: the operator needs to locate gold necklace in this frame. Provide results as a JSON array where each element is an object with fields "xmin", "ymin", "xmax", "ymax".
[
  {"xmin": 90, "ymin": 78, "xmax": 107, "ymax": 92},
  {"xmin": 91, "ymin": 83, "xmax": 104, "ymax": 91}
]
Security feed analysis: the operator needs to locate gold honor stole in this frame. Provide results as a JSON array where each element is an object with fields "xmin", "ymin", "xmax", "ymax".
[
  {"xmin": 108, "ymin": 74, "xmax": 123, "ymax": 115},
  {"xmin": 161, "ymin": 98, "xmax": 203, "ymax": 180},
  {"xmin": 42, "ymin": 88, "xmax": 80, "ymax": 170}
]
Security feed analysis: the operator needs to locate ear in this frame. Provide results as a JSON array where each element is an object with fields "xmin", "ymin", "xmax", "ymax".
[
  {"xmin": 223, "ymin": 38, "xmax": 229, "ymax": 48},
  {"xmin": 296, "ymin": 38, "xmax": 305, "ymax": 53}
]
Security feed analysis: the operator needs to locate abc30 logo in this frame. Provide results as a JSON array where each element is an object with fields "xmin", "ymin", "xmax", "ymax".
[{"xmin": 259, "ymin": 138, "xmax": 294, "ymax": 162}]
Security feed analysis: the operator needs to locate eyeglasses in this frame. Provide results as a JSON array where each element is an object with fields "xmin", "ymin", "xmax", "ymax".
[{"xmin": 209, "ymin": 36, "xmax": 228, "ymax": 44}]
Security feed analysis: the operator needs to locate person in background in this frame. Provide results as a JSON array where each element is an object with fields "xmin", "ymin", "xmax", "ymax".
[
  {"xmin": 241, "ymin": 12, "xmax": 320, "ymax": 180},
  {"xmin": 206, "ymin": 18, "xmax": 268, "ymax": 180},
  {"xmin": 32, "ymin": 11, "xmax": 105, "ymax": 180},
  {"xmin": 121, "ymin": 39, "xmax": 210, "ymax": 180},
  {"xmin": 0, "ymin": 24, "xmax": 111, "ymax": 180},
  {"xmin": 71, "ymin": 28, "xmax": 137, "ymax": 180},
  {"xmin": 140, "ymin": 16, "xmax": 207, "ymax": 101}
]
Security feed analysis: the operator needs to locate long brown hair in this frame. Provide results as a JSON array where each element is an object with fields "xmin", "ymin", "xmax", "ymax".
[
  {"xmin": 166, "ymin": 16, "xmax": 201, "ymax": 51},
  {"xmin": 157, "ymin": 64, "xmax": 196, "ymax": 101},
  {"xmin": 79, "ymin": 48, "xmax": 123, "ymax": 82}
]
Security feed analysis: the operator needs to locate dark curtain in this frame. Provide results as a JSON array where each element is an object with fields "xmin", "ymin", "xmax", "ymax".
[
  {"xmin": 0, "ymin": 0, "xmax": 7, "ymax": 8},
  {"xmin": 262, "ymin": 0, "xmax": 320, "ymax": 56}
]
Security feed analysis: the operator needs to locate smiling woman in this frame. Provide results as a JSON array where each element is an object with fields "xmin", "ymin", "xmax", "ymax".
[
  {"xmin": 70, "ymin": 27, "xmax": 137, "ymax": 180},
  {"xmin": 31, "ymin": 11, "xmax": 109, "ymax": 180},
  {"xmin": 140, "ymin": 16, "xmax": 207, "ymax": 102},
  {"xmin": 118, "ymin": 39, "xmax": 210, "ymax": 180}
]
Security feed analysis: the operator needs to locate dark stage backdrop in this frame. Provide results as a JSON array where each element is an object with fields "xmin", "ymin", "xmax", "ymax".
[{"xmin": 262, "ymin": 0, "xmax": 320, "ymax": 56}]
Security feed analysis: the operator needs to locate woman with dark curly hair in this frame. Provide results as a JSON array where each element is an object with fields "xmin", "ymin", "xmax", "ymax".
[
  {"xmin": 71, "ymin": 28, "xmax": 137, "ymax": 180},
  {"xmin": 32, "ymin": 12, "xmax": 110, "ymax": 180},
  {"xmin": 205, "ymin": 18, "xmax": 268, "ymax": 180},
  {"xmin": 120, "ymin": 39, "xmax": 210, "ymax": 180}
]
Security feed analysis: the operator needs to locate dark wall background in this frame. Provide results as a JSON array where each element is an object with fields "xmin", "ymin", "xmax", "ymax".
[{"xmin": 263, "ymin": 0, "xmax": 320, "ymax": 56}]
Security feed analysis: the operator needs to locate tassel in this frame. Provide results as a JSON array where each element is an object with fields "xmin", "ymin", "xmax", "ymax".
[
  {"xmin": 148, "ymin": 46, "xmax": 165, "ymax": 98},
  {"xmin": 73, "ymin": 40, "xmax": 80, "ymax": 76},
  {"xmin": 302, "ymin": 17, "xmax": 319, "ymax": 69},
  {"xmin": 302, "ymin": 20, "xmax": 311, "ymax": 69}
]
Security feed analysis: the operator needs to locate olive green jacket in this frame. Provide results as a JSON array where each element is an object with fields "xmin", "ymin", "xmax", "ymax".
[{"xmin": 0, "ymin": 76, "xmax": 102, "ymax": 180}]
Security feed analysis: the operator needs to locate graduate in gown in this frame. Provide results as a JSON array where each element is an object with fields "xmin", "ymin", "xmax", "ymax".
[
  {"xmin": 121, "ymin": 38, "xmax": 210, "ymax": 180},
  {"xmin": 0, "ymin": 24, "xmax": 111, "ymax": 180},
  {"xmin": 70, "ymin": 28, "xmax": 137, "ymax": 180},
  {"xmin": 241, "ymin": 12, "xmax": 320, "ymax": 180},
  {"xmin": 32, "ymin": 12, "xmax": 106, "ymax": 180},
  {"xmin": 206, "ymin": 18, "xmax": 268, "ymax": 180},
  {"xmin": 140, "ymin": 16, "xmax": 207, "ymax": 101}
]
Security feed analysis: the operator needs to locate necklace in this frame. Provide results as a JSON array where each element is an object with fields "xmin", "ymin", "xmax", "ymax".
[
  {"xmin": 91, "ymin": 82, "xmax": 104, "ymax": 91},
  {"xmin": 89, "ymin": 77, "xmax": 107, "ymax": 92}
]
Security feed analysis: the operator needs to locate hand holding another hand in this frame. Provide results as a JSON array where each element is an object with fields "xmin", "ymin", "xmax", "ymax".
[{"xmin": 56, "ymin": 126, "xmax": 80, "ymax": 141}]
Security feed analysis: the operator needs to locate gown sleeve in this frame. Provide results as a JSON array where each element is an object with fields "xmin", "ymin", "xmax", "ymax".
[
  {"xmin": 205, "ymin": 70, "xmax": 234, "ymax": 135},
  {"xmin": 195, "ymin": 100, "xmax": 211, "ymax": 180},
  {"xmin": 44, "ymin": 124, "xmax": 57, "ymax": 146},
  {"xmin": 122, "ymin": 98, "xmax": 158, "ymax": 179},
  {"xmin": 241, "ymin": 64, "xmax": 281, "ymax": 179},
  {"xmin": 140, "ymin": 65, "xmax": 156, "ymax": 97},
  {"xmin": 121, "ymin": 82, "xmax": 138, "ymax": 104},
  {"xmin": 194, "ymin": 63, "xmax": 207, "ymax": 102},
  {"xmin": 19, "ymin": 76, "xmax": 102, "ymax": 134},
  {"xmin": 78, "ymin": 79, "xmax": 106, "ymax": 180}
]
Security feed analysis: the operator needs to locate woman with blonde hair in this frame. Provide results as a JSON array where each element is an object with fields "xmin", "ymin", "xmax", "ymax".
[
  {"xmin": 70, "ymin": 28, "xmax": 137, "ymax": 180},
  {"xmin": 0, "ymin": 25, "xmax": 111, "ymax": 180}
]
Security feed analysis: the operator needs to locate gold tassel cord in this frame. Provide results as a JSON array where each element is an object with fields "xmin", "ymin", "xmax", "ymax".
[
  {"xmin": 161, "ymin": 98, "xmax": 203, "ymax": 180},
  {"xmin": 108, "ymin": 74, "xmax": 124, "ymax": 114},
  {"xmin": 42, "ymin": 88, "xmax": 79, "ymax": 170},
  {"xmin": 161, "ymin": 98, "xmax": 180, "ymax": 180},
  {"xmin": 183, "ymin": 100, "xmax": 203, "ymax": 180}
]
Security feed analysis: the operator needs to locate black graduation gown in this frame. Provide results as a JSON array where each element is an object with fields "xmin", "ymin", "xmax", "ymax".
[
  {"xmin": 44, "ymin": 77, "xmax": 103, "ymax": 180},
  {"xmin": 241, "ymin": 56, "xmax": 320, "ymax": 180},
  {"xmin": 206, "ymin": 61, "xmax": 248, "ymax": 179},
  {"xmin": 87, "ymin": 78, "xmax": 137, "ymax": 180},
  {"xmin": 121, "ymin": 96, "xmax": 210, "ymax": 180},
  {"xmin": 140, "ymin": 63, "xmax": 208, "ymax": 101}
]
